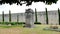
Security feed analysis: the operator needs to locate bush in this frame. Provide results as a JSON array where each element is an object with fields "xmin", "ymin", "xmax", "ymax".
[
  {"xmin": 17, "ymin": 22, "xmax": 25, "ymax": 25},
  {"xmin": 34, "ymin": 22, "xmax": 41, "ymax": 24},
  {"xmin": 0, "ymin": 22, "xmax": 9, "ymax": 25},
  {"xmin": 10, "ymin": 22, "xmax": 17, "ymax": 25},
  {"xmin": 0, "ymin": 22, "xmax": 25, "ymax": 25},
  {"xmin": 0, "ymin": 22, "xmax": 1, "ymax": 24},
  {"xmin": 9, "ymin": 22, "xmax": 25, "ymax": 25},
  {"xmin": 5, "ymin": 22, "xmax": 10, "ymax": 25}
]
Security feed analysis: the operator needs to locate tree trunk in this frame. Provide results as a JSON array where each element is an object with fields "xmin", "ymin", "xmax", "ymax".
[
  {"xmin": 17, "ymin": 14, "xmax": 19, "ymax": 23},
  {"xmin": 46, "ymin": 8, "xmax": 48, "ymax": 24},
  {"xmin": 35, "ymin": 8, "xmax": 38, "ymax": 23},
  {"xmin": 9, "ymin": 10, "xmax": 11, "ymax": 23},
  {"xmin": 2, "ymin": 11, "xmax": 4, "ymax": 23},
  {"xmin": 58, "ymin": 8, "xmax": 60, "ymax": 25}
]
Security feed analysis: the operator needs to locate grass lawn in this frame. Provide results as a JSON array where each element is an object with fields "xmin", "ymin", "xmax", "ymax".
[{"xmin": 0, "ymin": 25, "xmax": 60, "ymax": 34}]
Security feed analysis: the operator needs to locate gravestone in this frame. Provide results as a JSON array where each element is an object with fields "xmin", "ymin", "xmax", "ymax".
[{"xmin": 24, "ymin": 8, "xmax": 34, "ymax": 28}]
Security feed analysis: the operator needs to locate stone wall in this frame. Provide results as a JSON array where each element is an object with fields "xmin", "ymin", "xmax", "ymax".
[
  {"xmin": 0, "ymin": 10, "xmax": 59, "ymax": 25},
  {"xmin": 37, "ymin": 10, "xmax": 58, "ymax": 25}
]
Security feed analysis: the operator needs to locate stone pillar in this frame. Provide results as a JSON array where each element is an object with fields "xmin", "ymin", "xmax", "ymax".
[{"xmin": 25, "ymin": 9, "xmax": 34, "ymax": 28}]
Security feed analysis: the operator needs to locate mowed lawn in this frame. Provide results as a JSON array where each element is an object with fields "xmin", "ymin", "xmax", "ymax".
[{"xmin": 0, "ymin": 25, "xmax": 60, "ymax": 34}]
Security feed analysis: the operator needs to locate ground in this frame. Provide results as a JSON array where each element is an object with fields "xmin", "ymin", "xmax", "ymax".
[{"xmin": 0, "ymin": 25, "xmax": 60, "ymax": 34}]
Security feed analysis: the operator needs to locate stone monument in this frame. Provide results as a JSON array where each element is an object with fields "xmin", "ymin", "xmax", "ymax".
[{"xmin": 25, "ymin": 8, "xmax": 34, "ymax": 28}]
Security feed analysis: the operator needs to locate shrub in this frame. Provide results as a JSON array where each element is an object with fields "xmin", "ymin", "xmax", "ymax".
[
  {"xmin": 3, "ymin": 22, "xmax": 9, "ymax": 25},
  {"xmin": 10, "ymin": 22, "xmax": 17, "ymax": 25},
  {"xmin": 34, "ymin": 22, "xmax": 41, "ymax": 24},
  {"xmin": 17, "ymin": 22, "xmax": 25, "ymax": 25},
  {"xmin": 0, "ymin": 22, "xmax": 9, "ymax": 25},
  {"xmin": 10, "ymin": 22, "xmax": 25, "ymax": 25},
  {"xmin": 0, "ymin": 22, "xmax": 1, "ymax": 24}
]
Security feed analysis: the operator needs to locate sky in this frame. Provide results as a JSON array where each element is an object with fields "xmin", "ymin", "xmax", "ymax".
[{"xmin": 0, "ymin": 0, "xmax": 60, "ymax": 14}]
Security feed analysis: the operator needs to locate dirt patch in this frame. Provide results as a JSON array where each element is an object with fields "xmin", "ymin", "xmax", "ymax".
[{"xmin": 0, "ymin": 28, "xmax": 23, "ymax": 34}]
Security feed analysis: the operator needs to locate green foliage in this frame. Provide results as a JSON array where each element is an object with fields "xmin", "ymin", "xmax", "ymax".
[
  {"xmin": 0, "ymin": 22, "xmax": 25, "ymax": 25},
  {"xmin": 46, "ymin": 0, "xmax": 58, "ymax": 5},
  {"xmin": 0, "ymin": 0, "xmax": 58, "ymax": 6},
  {"xmin": 17, "ymin": 22, "xmax": 25, "ymax": 25},
  {"xmin": 0, "ymin": 22, "xmax": 42, "ymax": 25},
  {"xmin": 0, "ymin": 22, "xmax": 9, "ymax": 25},
  {"xmin": 34, "ymin": 22, "xmax": 41, "ymax": 24},
  {"xmin": 10, "ymin": 22, "xmax": 17, "ymax": 25}
]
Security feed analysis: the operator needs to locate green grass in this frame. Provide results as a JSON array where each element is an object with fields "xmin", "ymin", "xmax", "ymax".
[
  {"xmin": 0, "ymin": 24, "xmax": 24, "ymax": 28},
  {"xmin": 0, "ymin": 25, "xmax": 60, "ymax": 34}
]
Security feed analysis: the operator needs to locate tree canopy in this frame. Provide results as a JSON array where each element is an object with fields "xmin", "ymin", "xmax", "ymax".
[{"xmin": 0, "ymin": 0, "xmax": 58, "ymax": 6}]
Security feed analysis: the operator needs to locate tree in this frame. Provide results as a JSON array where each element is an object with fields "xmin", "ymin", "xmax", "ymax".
[
  {"xmin": 9, "ymin": 10, "xmax": 11, "ymax": 23},
  {"xmin": 45, "ymin": 8, "xmax": 48, "ymax": 24},
  {"xmin": 35, "ymin": 8, "xmax": 38, "ymax": 23},
  {"xmin": 58, "ymin": 8, "xmax": 60, "ymax": 25},
  {"xmin": 0, "ymin": 0, "xmax": 58, "ymax": 6},
  {"xmin": 2, "ymin": 11, "xmax": 4, "ymax": 23},
  {"xmin": 17, "ymin": 14, "xmax": 19, "ymax": 23}
]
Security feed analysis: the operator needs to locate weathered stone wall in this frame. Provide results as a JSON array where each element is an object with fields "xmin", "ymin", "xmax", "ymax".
[
  {"xmin": 37, "ymin": 11, "xmax": 58, "ymax": 25},
  {"xmin": 0, "ymin": 10, "xmax": 59, "ymax": 25}
]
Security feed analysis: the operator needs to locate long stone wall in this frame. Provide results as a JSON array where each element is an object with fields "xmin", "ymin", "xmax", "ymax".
[
  {"xmin": 0, "ymin": 10, "xmax": 59, "ymax": 25},
  {"xmin": 37, "ymin": 10, "xmax": 58, "ymax": 25}
]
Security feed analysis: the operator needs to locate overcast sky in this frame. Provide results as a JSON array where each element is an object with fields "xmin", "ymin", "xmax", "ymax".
[{"xmin": 0, "ymin": 0, "xmax": 60, "ymax": 14}]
